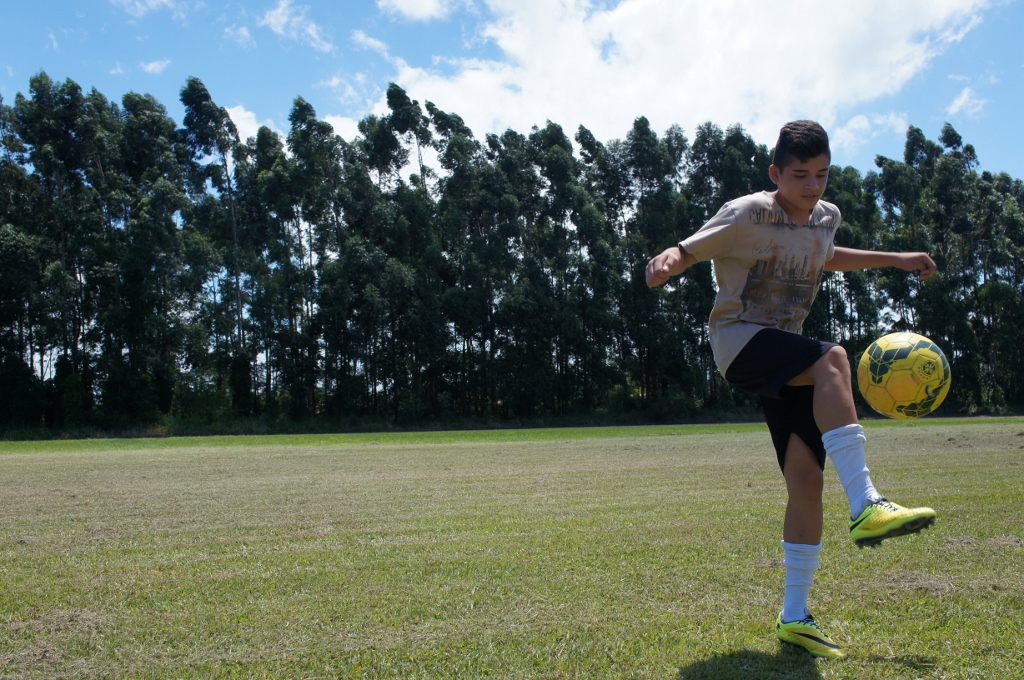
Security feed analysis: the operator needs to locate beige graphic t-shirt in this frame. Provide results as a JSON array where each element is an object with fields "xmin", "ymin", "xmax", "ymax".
[{"xmin": 679, "ymin": 191, "xmax": 841, "ymax": 375}]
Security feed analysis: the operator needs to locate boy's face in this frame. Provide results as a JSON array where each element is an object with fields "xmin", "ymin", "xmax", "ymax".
[{"xmin": 769, "ymin": 153, "xmax": 830, "ymax": 216}]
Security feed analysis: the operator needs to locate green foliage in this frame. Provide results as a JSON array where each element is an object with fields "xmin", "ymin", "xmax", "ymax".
[{"xmin": 2, "ymin": 73, "xmax": 1024, "ymax": 435}]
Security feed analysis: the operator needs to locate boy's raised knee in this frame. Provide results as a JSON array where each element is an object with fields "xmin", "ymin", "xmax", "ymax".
[
  {"xmin": 824, "ymin": 345, "xmax": 848, "ymax": 366},
  {"xmin": 813, "ymin": 346, "xmax": 851, "ymax": 379}
]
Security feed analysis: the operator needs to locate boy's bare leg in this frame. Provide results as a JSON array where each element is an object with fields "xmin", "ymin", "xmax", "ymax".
[
  {"xmin": 785, "ymin": 346, "xmax": 857, "ymax": 431},
  {"xmin": 782, "ymin": 433, "xmax": 824, "ymax": 544},
  {"xmin": 780, "ymin": 433, "xmax": 823, "ymax": 624},
  {"xmin": 786, "ymin": 346, "xmax": 880, "ymax": 517}
]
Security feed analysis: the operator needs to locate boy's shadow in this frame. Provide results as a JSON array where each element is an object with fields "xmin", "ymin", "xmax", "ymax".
[{"xmin": 677, "ymin": 647, "xmax": 822, "ymax": 680}]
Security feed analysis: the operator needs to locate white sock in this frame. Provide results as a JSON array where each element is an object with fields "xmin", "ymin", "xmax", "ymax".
[
  {"xmin": 823, "ymin": 423, "xmax": 883, "ymax": 518},
  {"xmin": 781, "ymin": 541, "xmax": 821, "ymax": 623}
]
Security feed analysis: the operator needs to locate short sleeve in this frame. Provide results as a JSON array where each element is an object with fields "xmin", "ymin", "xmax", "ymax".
[{"xmin": 679, "ymin": 202, "xmax": 739, "ymax": 263}]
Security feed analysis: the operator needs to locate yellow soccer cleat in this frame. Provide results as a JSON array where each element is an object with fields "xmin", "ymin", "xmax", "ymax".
[
  {"xmin": 850, "ymin": 498, "xmax": 936, "ymax": 548},
  {"xmin": 776, "ymin": 612, "xmax": 846, "ymax": 660}
]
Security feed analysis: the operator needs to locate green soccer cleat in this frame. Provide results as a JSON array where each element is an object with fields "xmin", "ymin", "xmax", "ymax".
[
  {"xmin": 850, "ymin": 498, "xmax": 936, "ymax": 548},
  {"xmin": 776, "ymin": 612, "xmax": 846, "ymax": 659}
]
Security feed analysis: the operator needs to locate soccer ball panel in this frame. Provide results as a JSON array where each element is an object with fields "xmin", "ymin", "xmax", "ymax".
[
  {"xmin": 861, "ymin": 384, "xmax": 896, "ymax": 415},
  {"xmin": 884, "ymin": 369, "xmax": 923, "ymax": 402},
  {"xmin": 857, "ymin": 332, "xmax": 952, "ymax": 419}
]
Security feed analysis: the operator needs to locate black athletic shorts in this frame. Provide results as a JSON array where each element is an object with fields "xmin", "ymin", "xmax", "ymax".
[{"xmin": 724, "ymin": 328, "xmax": 837, "ymax": 471}]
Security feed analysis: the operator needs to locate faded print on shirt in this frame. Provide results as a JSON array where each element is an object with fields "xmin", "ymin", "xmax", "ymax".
[{"xmin": 739, "ymin": 208, "xmax": 838, "ymax": 327}]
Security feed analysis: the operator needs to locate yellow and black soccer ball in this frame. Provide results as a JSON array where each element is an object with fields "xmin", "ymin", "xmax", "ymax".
[{"xmin": 857, "ymin": 332, "xmax": 952, "ymax": 419}]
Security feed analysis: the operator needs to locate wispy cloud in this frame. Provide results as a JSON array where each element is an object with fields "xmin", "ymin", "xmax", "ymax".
[
  {"xmin": 318, "ymin": 71, "xmax": 371, "ymax": 107},
  {"xmin": 110, "ymin": 0, "xmax": 177, "ymax": 19},
  {"xmin": 140, "ymin": 58, "xmax": 172, "ymax": 74},
  {"xmin": 946, "ymin": 86, "xmax": 988, "ymax": 117},
  {"xmin": 47, "ymin": 31, "xmax": 59, "ymax": 50},
  {"xmin": 110, "ymin": 62, "xmax": 126, "ymax": 75},
  {"xmin": 258, "ymin": 0, "xmax": 334, "ymax": 53},
  {"xmin": 832, "ymin": 112, "xmax": 910, "ymax": 154},
  {"xmin": 939, "ymin": 13, "xmax": 982, "ymax": 43},
  {"xmin": 352, "ymin": 29, "xmax": 389, "ymax": 57},
  {"xmin": 225, "ymin": 25, "xmax": 256, "ymax": 48},
  {"xmin": 377, "ymin": 0, "xmax": 459, "ymax": 21}
]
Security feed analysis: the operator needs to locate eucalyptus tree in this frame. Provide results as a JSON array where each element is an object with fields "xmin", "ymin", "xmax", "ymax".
[
  {"xmin": 973, "ymin": 170, "xmax": 1024, "ymax": 405},
  {"xmin": 92, "ymin": 91, "xmax": 190, "ymax": 423},
  {"xmin": 519, "ymin": 120, "xmax": 588, "ymax": 415},
  {"xmin": 426, "ymin": 101, "xmax": 510, "ymax": 416},
  {"xmin": 232, "ymin": 126, "xmax": 289, "ymax": 413},
  {"xmin": 0, "ymin": 94, "xmax": 47, "ymax": 430},
  {"xmin": 11, "ymin": 73, "xmax": 94, "ymax": 380},
  {"xmin": 481, "ymin": 125, "xmax": 561, "ymax": 417},
  {"xmin": 385, "ymin": 83, "xmax": 433, "ymax": 186},
  {"xmin": 237, "ymin": 105, "xmax": 321, "ymax": 419},
  {"xmin": 0, "ymin": 95, "xmax": 41, "ymax": 366},
  {"xmin": 358, "ymin": 112, "xmax": 408, "ymax": 191},
  {"xmin": 617, "ymin": 117, "xmax": 698, "ymax": 411},
  {"xmin": 0, "ymin": 224, "xmax": 45, "ymax": 427},
  {"xmin": 573, "ymin": 125, "xmax": 629, "ymax": 409},
  {"xmin": 179, "ymin": 76, "xmax": 244, "ymax": 363}
]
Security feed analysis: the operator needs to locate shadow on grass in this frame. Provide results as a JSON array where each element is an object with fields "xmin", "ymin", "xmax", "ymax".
[
  {"xmin": 678, "ymin": 646, "xmax": 823, "ymax": 680},
  {"xmin": 864, "ymin": 654, "xmax": 938, "ymax": 672}
]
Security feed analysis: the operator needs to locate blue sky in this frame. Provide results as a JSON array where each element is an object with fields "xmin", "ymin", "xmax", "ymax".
[{"xmin": 3, "ymin": 0, "xmax": 1023, "ymax": 180}]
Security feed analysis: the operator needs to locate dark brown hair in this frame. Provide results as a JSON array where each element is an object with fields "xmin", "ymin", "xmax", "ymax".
[{"xmin": 772, "ymin": 120, "xmax": 830, "ymax": 170}]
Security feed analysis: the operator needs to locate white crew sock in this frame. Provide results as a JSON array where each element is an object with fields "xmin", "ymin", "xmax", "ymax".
[
  {"xmin": 823, "ymin": 423, "xmax": 883, "ymax": 518},
  {"xmin": 781, "ymin": 541, "xmax": 822, "ymax": 623}
]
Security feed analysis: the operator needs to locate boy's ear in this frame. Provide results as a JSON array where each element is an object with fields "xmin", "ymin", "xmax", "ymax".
[{"xmin": 769, "ymin": 164, "xmax": 781, "ymax": 183}]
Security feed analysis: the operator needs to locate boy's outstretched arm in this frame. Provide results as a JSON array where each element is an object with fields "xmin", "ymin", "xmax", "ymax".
[
  {"xmin": 825, "ymin": 246, "xmax": 937, "ymax": 281},
  {"xmin": 646, "ymin": 246, "xmax": 697, "ymax": 287}
]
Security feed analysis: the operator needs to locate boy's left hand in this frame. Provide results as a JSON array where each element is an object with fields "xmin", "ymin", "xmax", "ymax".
[{"xmin": 896, "ymin": 252, "xmax": 937, "ymax": 280}]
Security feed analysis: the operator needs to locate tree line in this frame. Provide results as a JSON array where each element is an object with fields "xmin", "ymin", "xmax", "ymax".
[{"xmin": 1, "ymin": 71, "xmax": 1022, "ymax": 434}]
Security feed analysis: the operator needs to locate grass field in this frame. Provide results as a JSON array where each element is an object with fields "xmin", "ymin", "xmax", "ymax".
[{"xmin": 1, "ymin": 419, "xmax": 1022, "ymax": 679}]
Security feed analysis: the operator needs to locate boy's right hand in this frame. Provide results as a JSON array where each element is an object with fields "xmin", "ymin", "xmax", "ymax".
[{"xmin": 645, "ymin": 247, "xmax": 690, "ymax": 287}]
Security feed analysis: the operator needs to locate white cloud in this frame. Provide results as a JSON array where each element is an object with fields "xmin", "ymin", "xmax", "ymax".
[
  {"xmin": 371, "ymin": 0, "xmax": 991, "ymax": 149},
  {"xmin": 110, "ymin": 62, "xmax": 125, "ymax": 75},
  {"xmin": 319, "ymin": 70, "xmax": 386, "ymax": 120},
  {"xmin": 48, "ymin": 31, "xmax": 59, "ymax": 50},
  {"xmin": 258, "ymin": 0, "xmax": 335, "ymax": 53},
  {"xmin": 226, "ymin": 25, "xmax": 256, "ymax": 47},
  {"xmin": 832, "ymin": 113, "xmax": 910, "ymax": 155},
  {"xmin": 318, "ymin": 74, "xmax": 361, "ymax": 101},
  {"xmin": 226, "ymin": 26, "xmax": 256, "ymax": 48},
  {"xmin": 140, "ymin": 58, "xmax": 171, "ymax": 74},
  {"xmin": 377, "ymin": 0, "xmax": 459, "ymax": 21},
  {"xmin": 226, "ymin": 105, "xmax": 282, "ymax": 143},
  {"xmin": 939, "ymin": 13, "xmax": 982, "ymax": 43},
  {"xmin": 110, "ymin": 0, "xmax": 177, "ymax": 18},
  {"xmin": 353, "ymin": 29, "xmax": 389, "ymax": 56},
  {"xmin": 324, "ymin": 115, "xmax": 362, "ymax": 141},
  {"xmin": 946, "ymin": 86, "xmax": 988, "ymax": 117},
  {"xmin": 6, "ymin": 66, "xmax": 13, "ymax": 78}
]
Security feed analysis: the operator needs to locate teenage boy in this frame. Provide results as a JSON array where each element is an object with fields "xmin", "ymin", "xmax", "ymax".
[{"xmin": 645, "ymin": 120, "xmax": 937, "ymax": 659}]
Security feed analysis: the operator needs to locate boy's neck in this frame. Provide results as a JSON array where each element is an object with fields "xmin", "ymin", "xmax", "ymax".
[{"xmin": 773, "ymin": 191, "xmax": 815, "ymax": 226}]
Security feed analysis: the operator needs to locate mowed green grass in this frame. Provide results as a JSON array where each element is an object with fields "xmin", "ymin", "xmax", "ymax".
[{"xmin": 1, "ymin": 419, "xmax": 1022, "ymax": 679}]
